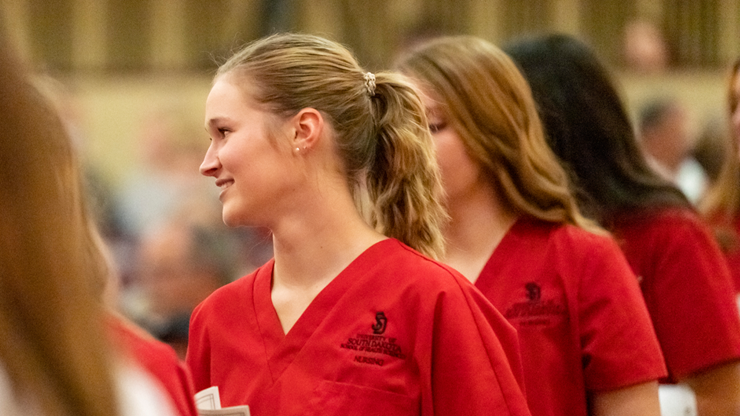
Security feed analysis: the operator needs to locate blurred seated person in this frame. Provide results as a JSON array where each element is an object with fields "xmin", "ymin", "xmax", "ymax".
[
  {"xmin": 638, "ymin": 97, "xmax": 708, "ymax": 204},
  {"xmin": 693, "ymin": 117, "xmax": 731, "ymax": 189},
  {"xmin": 126, "ymin": 218, "xmax": 243, "ymax": 359}
]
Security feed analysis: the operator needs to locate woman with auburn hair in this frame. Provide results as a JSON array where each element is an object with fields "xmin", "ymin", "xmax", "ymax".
[
  {"xmin": 0, "ymin": 40, "xmax": 119, "ymax": 416},
  {"xmin": 395, "ymin": 35, "xmax": 666, "ymax": 416},
  {"xmin": 506, "ymin": 33, "xmax": 740, "ymax": 416},
  {"xmin": 0, "ymin": 36, "xmax": 181, "ymax": 416},
  {"xmin": 186, "ymin": 32, "xmax": 531, "ymax": 416},
  {"xmin": 701, "ymin": 58, "xmax": 740, "ymax": 291}
]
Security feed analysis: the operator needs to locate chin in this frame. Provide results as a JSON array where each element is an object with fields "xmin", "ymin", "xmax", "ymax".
[
  {"xmin": 221, "ymin": 207, "xmax": 242, "ymax": 228},
  {"xmin": 222, "ymin": 205, "xmax": 260, "ymax": 228},
  {"xmin": 222, "ymin": 216, "xmax": 239, "ymax": 228}
]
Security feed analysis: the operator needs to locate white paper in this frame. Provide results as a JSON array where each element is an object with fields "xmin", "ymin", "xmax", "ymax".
[
  {"xmin": 195, "ymin": 386, "xmax": 221, "ymax": 410},
  {"xmin": 194, "ymin": 386, "xmax": 250, "ymax": 416},
  {"xmin": 197, "ymin": 408, "xmax": 250, "ymax": 416},
  {"xmin": 659, "ymin": 384, "xmax": 697, "ymax": 416}
]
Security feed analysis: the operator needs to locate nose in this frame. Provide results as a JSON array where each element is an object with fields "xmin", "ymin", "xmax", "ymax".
[{"xmin": 199, "ymin": 143, "xmax": 220, "ymax": 177}]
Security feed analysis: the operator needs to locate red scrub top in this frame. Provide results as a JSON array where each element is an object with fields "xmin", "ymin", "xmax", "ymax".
[
  {"xmin": 611, "ymin": 208, "xmax": 740, "ymax": 382},
  {"xmin": 107, "ymin": 314, "xmax": 198, "ymax": 416},
  {"xmin": 705, "ymin": 213, "xmax": 740, "ymax": 292},
  {"xmin": 722, "ymin": 215, "xmax": 740, "ymax": 292},
  {"xmin": 476, "ymin": 217, "xmax": 666, "ymax": 416},
  {"xmin": 187, "ymin": 238, "xmax": 532, "ymax": 416}
]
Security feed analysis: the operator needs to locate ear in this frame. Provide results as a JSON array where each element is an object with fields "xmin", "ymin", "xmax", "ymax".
[{"xmin": 290, "ymin": 108, "xmax": 324, "ymax": 152}]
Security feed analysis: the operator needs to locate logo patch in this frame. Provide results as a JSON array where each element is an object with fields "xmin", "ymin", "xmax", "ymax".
[
  {"xmin": 340, "ymin": 311, "xmax": 406, "ymax": 362},
  {"xmin": 525, "ymin": 282, "xmax": 541, "ymax": 301},
  {"xmin": 504, "ymin": 282, "xmax": 566, "ymax": 327},
  {"xmin": 372, "ymin": 311, "xmax": 387, "ymax": 334}
]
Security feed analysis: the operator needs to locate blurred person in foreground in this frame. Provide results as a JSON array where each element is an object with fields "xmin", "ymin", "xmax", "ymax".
[
  {"xmin": 701, "ymin": 58, "xmax": 740, "ymax": 293},
  {"xmin": 506, "ymin": 33, "xmax": 740, "ymax": 416},
  {"xmin": 396, "ymin": 35, "xmax": 665, "ymax": 416},
  {"xmin": 92, "ymin": 220, "xmax": 198, "ymax": 416},
  {"xmin": 0, "ymin": 35, "xmax": 178, "ymax": 416}
]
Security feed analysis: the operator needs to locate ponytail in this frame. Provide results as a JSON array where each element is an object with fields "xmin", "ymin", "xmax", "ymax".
[
  {"xmin": 366, "ymin": 74, "xmax": 448, "ymax": 259},
  {"xmin": 220, "ymin": 33, "xmax": 447, "ymax": 258}
]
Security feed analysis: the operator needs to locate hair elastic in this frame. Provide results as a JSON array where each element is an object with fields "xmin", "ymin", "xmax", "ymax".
[{"xmin": 363, "ymin": 72, "xmax": 376, "ymax": 96}]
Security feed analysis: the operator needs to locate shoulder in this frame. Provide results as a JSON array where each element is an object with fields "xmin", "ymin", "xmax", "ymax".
[
  {"xmin": 375, "ymin": 239, "xmax": 472, "ymax": 291},
  {"xmin": 519, "ymin": 219, "xmax": 623, "ymax": 263},
  {"xmin": 616, "ymin": 207, "xmax": 714, "ymax": 244},
  {"xmin": 107, "ymin": 313, "xmax": 178, "ymax": 361},
  {"xmin": 615, "ymin": 207, "xmax": 702, "ymax": 230},
  {"xmin": 552, "ymin": 221, "xmax": 614, "ymax": 247},
  {"xmin": 613, "ymin": 208, "xmax": 729, "ymax": 278},
  {"xmin": 192, "ymin": 263, "xmax": 265, "ymax": 318}
]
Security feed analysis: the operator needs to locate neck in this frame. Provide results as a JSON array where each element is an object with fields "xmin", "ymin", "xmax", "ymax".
[
  {"xmin": 442, "ymin": 182, "xmax": 518, "ymax": 283},
  {"xmin": 267, "ymin": 176, "xmax": 384, "ymax": 335},
  {"xmin": 270, "ymin": 193, "xmax": 383, "ymax": 289}
]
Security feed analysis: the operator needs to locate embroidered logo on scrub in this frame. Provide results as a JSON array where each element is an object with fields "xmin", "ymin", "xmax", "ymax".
[
  {"xmin": 504, "ymin": 282, "xmax": 566, "ymax": 327},
  {"xmin": 372, "ymin": 311, "xmax": 387, "ymax": 334},
  {"xmin": 340, "ymin": 311, "xmax": 406, "ymax": 367}
]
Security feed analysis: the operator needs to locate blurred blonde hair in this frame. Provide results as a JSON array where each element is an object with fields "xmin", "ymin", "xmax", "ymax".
[
  {"xmin": 0, "ymin": 41, "xmax": 118, "ymax": 415},
  {"xmin": 701, "ymin": 59, "xmax": 740, "ymax": 218},
  {"xmin": 396, "ymin": 36, "xmax": 598, "ymax": 231},
  {"xmin": 700, "ymin": 59, "xmax": 740, "ymax": 249},
  {"xmin": 218, "ymin": 33, "xmax": 447, "ymax": 258}
]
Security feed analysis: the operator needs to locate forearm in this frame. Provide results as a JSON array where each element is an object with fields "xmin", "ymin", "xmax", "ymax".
[
  {"xmin": 590, "ymin": 381, "xmax": 661, "ymax": 416},
  {"xmin": 684, "ymin": 361, "xmax": 740, "ymax": 416}
]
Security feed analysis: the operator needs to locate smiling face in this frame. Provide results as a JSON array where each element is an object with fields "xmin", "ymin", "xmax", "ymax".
[{"xmin": 200, "ymin": 75, "xmax": 296, "ymax": 227}]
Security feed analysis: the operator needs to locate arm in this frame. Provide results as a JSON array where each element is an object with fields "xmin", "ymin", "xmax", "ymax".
[
  {"xmin": 684, "ymin": 361, "xmax": 740, "ymax": 416},
  {"xmin": 590, "ymin": 381, "xmax": 660, "ymax": 416}
]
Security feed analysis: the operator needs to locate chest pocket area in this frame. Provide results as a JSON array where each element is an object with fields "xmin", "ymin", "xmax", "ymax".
[{"xmin": 306, "ymin": 380, "xmax": 418, "ymax": 416}]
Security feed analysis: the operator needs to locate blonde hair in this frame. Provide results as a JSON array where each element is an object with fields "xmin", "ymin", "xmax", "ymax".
[
  {"xmin": 700, "ymin": 59, "xmax": 740, "ymax": 248},
  {"xmin": 396, "ymin": 35, "xmax": 598, "ymax": 231},
  {"xmin": 218, "ymin": 33, "xmax": 447, "ymax": 258},
  {"xmin": 0, "ymin": 43, "xmax": 118, "ymax": 415}
]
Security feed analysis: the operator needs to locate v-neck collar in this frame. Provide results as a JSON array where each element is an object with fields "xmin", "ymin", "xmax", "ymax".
[
  {"xmin": 252, "ymin": 238, "xmax": 393, "ymax": 382},
  {"xmin": 475, "ymin": 217, "xmax": 527, "ymax": 295}
]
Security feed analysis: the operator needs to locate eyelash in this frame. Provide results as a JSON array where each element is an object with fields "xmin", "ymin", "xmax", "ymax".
[{"xmin": 428, "ymin": 122, "xmax": 446, "ymax": 134}]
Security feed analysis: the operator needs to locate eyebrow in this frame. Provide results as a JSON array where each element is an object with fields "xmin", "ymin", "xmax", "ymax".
[{"xmin": 205, "ymin": 116, "xmax": 231, "ymax": 130}]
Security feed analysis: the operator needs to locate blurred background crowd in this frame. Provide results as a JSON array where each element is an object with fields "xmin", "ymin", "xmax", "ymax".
[{"xmin": 2, "ymin": 0, "xmax": 739, "ymax": 358}]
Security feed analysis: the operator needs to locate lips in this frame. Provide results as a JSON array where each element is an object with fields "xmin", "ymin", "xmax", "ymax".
[
  {"xmin": 215, "ymin": 179, "xmax": 234, "ymax": 200},
  {"xmin": 215, "ymin": 179, "xmax": 234, "ymax": 189}
]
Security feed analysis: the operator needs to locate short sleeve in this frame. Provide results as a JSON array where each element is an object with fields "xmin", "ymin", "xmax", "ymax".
[
  {"xmin": 430, "ymin": 278, "xmax": 531, "ymax": 416},
  {"xmin": 577, "ymin": 236, "xmax": 667, "ymax": 390},
  {"xmin": 631, "ymin": 213, "xmax": 740, "ymax": 381}
]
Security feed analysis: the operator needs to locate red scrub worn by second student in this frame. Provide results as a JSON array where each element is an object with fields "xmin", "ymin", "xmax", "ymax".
[
  {"xmin": 107, "ymin": 314, "xmax": 198, "ymax": 416},
  {"xmin": 187, "ymin": 238, "xmax": 532, "ymax": 416},
  {"xmin": 611, "ymin": 208, "xmax": 740, "ymax": 382},
  {"xmin": 475, "ymin": 217, "xmax": 667, "ymax": 416}
]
